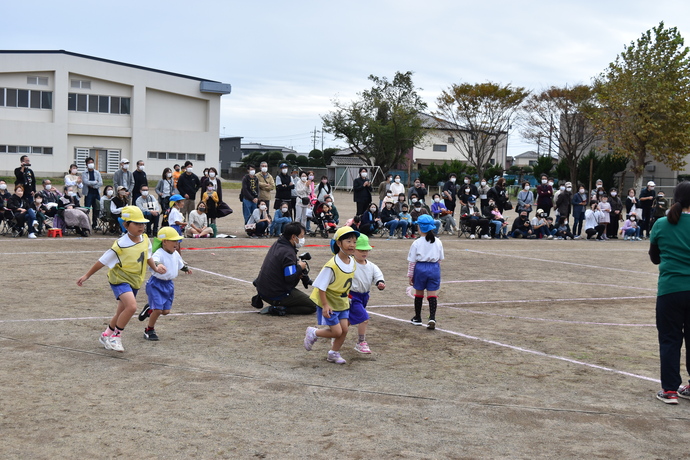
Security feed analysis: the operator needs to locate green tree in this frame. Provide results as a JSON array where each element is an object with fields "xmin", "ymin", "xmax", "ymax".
[
  {"xmin": 531, "ymin": 155, "xmax": 555, "ymax": 178},
  {"xmin": 265, "ymin": 151, "xmax": 284, "ymax": 166},
  {"xmin": 592, "ymin": 22, "xmax": 690, "ymax": 191},
  {"xmin": 435, "ymin": 82, "xmax": 529, "ymax": 180},
  {"xmin": 308, "ymin": 149, "xmax": 324, "ymax": 166},
  {"xmin": 323, "ymin": 147, "xmax": 338, "ymax": 166},
  {"xmin": 519, "ymin": 85, "xmax": 598, "ymax": 185},
  {"xmin": 285, "ymin": 153, "xmax": 297, "ymax": 164},
  {"xmin": 321, "ymin": 71, "xmax": 428, "ymax": 172},
  {"xmin": 241, "ymin": 152, "xmax": 264, "ymax": 167},
  {"xmin": 295, "ymin": 155, "xmax": 309, "ymax": 167},
  {"xmin": 576, "ymin": 150, "xmax": 628, "ymax": 190}
]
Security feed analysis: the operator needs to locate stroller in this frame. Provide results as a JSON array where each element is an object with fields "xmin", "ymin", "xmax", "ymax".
[{"xmin": 310, "ymin": 200, "xmax": 337, "ymax": 238}]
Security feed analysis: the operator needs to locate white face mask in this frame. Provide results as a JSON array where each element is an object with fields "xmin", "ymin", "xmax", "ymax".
[
  {"xmin": 541, "ymin": 180, "xmax": 547, "ymax": 184},
  {"xmin": 68, "ymin": 192, "xmax": 76, "ymax": 197},
  {"xmin": 259, "ymin": 205, "xmax": 267, "ymax": 211},
  {"xmin": 142, "ymin": 191, "xmax": 149, "ymax": 196},
  {"xmin": 249, "ymin": 170, "xmax": 255, "ymax": 176},
  {"xmin": 560, "ymin": 186, "xmax": 565, "ymax": 191},
  {"xmin": 70, "ymin": 169, "xmax": 77, "ymax": 174},
  {"xmin": 370, "ymin": 207, "xmax": 377, "ymax": 212},
  {"xmin": 611, "ymin": 192, "xmax": 617, "ymax": 197},
  {"xmin": 0, "ymin": 184, "xmax": 6, "ymax": 190},
  {"xmin": 138, "ymin": 165, "xmax": 145, "ymax": 171},
  {"xmin": 566, "ymin": 187, "xmax": 572, "ymax": 192},
  {"xmin": 579, "ymin": 189, "xmax": 585, "ymax": 194},
  {"xmin": 207, "ymin": 187, "xmax": 214, "ymax": 192},
  {"xmin": 361, "ymin": 172, "xmax": 368, "ymax": 178},
  {"xmin": 281, "ymin": 168, "xmax": 288, "ymax": 174},
  {"xmin": 481, "ymin": 181, "xmax": 486, "ymax": 186},
  {"xmin": 395, "ymin": 178, "xmax": 400, "ymax": 183},
  {"xmin": 548, "ymin": 182, "xmax": 554, "ymax": 186},
  {"xmin": 281, "ymin": 207, "xmax": 288, "ymax": 213},
  {"xmin": 209, "ymin": 172, "xmax": 216, "ymax": 178},
  {"xmin": 464, "ymin": 189, "xmax": 470, "ymax": 194},
  {"xmin": 122, "ymin": 164, "xmax": 129, "ymax": 170},
  {"xmin": 434, "ymin": 198, "xmax": 441, "ymax": 203},
  {"xmin": 387, "ymin": 193, "xmax": 392, "ymax": 197},
  {"xmin": 87, "ymin": 163, "xmax": 95, "ymax": 169},
  {"xmin": 301, "ymin": 176, "xmax": 307, "ymax": 182},
  {"xmin": 167, "ymin": 173, "xmax": 173, "ymax": 178},
  {"xmin": 296, "ymin": 237, "xmax": 305, "ymax": 249},
  {"xmin": 106, "ymin": 189, "xmax": 114, "ymax": 196},
  {"xmin": 45, "ymin": 184, "xmax": 52, "ymax": 190},
  {"xmin": 186, "ymin": 167, "xmax": 193, "ymax": 173},
  {"xmin": 261, "ymin": 167, "xmax": 268, "ymax": 173},
  {"xmin": 411, "ymin": 198, "xmax": 417, "ymax": 203},
  {"xmin": 464, "ymin": 179, "xmax": 470, "ymax": 184},
  {"xmin": 524, "ymin": 185, "xmax": 530, "ymax": 190},
  {"xmin": 450, "ymin": 178, "xmax": 456, "ymax": 183}
]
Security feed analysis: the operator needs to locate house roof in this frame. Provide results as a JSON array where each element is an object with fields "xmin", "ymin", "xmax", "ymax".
[
  {"xmin": 330, "ymin": 156, "xmax": 368, "ymax": 166},
  {"xmin": 515, "ymin": 150, "xmax": 539, "ymax": 158},
  {"xmin": 0, "ymin": 49, "xmax": 226, "ymax": 85}
]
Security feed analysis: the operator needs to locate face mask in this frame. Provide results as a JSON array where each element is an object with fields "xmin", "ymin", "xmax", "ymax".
[
  {"xmin": 70, "ymin": 169, "xmax": 77, "ymax": 174},
  {"xmin": 370, "ymin": 207, "xmax": 377, "ymax": 212},
  {"xmin": 450, "ymin": 178, "xmax": 456, "ymax": 183},
  {"xmin": 209, "ymin": 172, "xmax": 216, "ymax": 178},
  {"xmin": 199, "ymin": 207, "xmax": 206, "ymax": 212},
  {"xmin": 261, "ymin": 167, "xmax": 268, "ymax": 173},
  {"xmin": 207, "ymin": 187, "xmax": 214, "ymax": 192},
  {"xmin": 579, "ymin": 189, "xmax": 585, "ymax": 194},
  {"xmin": 35, "ymin": 199, "xmax": 42, "ymax": 204},
  {"xmin": 541, "ymin": 180, "xmax": 547, "ymax": 184},
  {"xmin": 464, "ymin": 179, "xmax": 470, "ymax": 184},
  {"xmin": 395, "ymin": 178, "xmax": 400, "ymax": 183},
  {"xmin": 174, "ymin": 168, "xmax": 180, "ymax": 172},
  {"xmin": 321, "ymin": 179, "xmax": 327, "ymax": 184},
  {"xmin": 411, "ymin": 198, "xmax": 417, "ymax": 203},
  {"xmin": 631, "ymin": 217, "xmax": 636, "ymax": 221},
  {"xmin": 388, "ymin": 177, "xmax": 393, "ymax": 182},
  {"xmin": 122, "ymin": 164, "xmax": 129, "ymax": 170},
  {"xmin": 548, "ymin": 182, "xmax": 554, "ymax": 186},
  {"xmin": 481, "ymin": 181, "xmax": 486, "ymax": 186},
  {"xmin": 186, "ymin": 167, "xmax": 193, "ymax": 173},
  {"xmin": 301, "ymin": 177, "xmax": 307, "ymax": 182},
  {"xmin": 308, "ymin": 175, "xmax": 314, "ymax": 181},
  {"xmin": 259, "ymin": 205, "xmax": 267, "ymax": 211},
  {"xmin": 296, "ymin": 237, "xmax": 305, "ymax": 249},
  {"xmin": 142, "ymin": 191, "xmax": 149, "ymax": 196},
  {"xmin": 281, "ymin": 168, "xmax": 288, "ymax": 174},
  {"xmin": 387, "ymin": 193, "xmax": 392, "ymax": 197},
  {"xmin": 524, "ymin": 185, "xmax": 530, "ymax": 190},
  {"xmin": 611, "ymin": 192, "xmax": 617, "ymax": 197},
  {"xmin": 465, "ymin": 189, "xmax": 470, "ymax": 194},
  {"xmin": 45, "ymin": 184, "xmax": 52, "ymax": 190},
  {"xmin": 120, "ymin": 191, "xmax": 127, "ymax": 196},
  {"xmin": 434, "ymin": 198, "xmax": 441, "ymax": 203},
  {"xmin": 0, "ymin": 184, "xmax": 6, "ymax": 190},
  {"xmin": 68, "ymin": 192, "xmax": 76, "ymax": 197},
  {"xmin": 361, "ymin": 172, "xmax": 368, "ymax": 178},
  {"xmin": 560, "ymin": 186, "xmax": 565, "ymax": 191},
  {"xmin": 167, "ymin": 173, "xmax": 173, "ymax": 178},
  {"xmin": 138, "ymin": 165, "xmax": 145, "ymax": 171},
  {"xmin": 649, "ymin": 186, "xmax": 655, "ymax": 190},
  {"xmin": 249, "ymin": 170, "xmax": 255, "ymax": 176},
  {"xmin": 87, "ymin": 163, "xmax": 95, "ymax": 169},
  {"xmin": 106, "ymin": 190, "xmax": 114, "ymax": 196},
  {"xmin": 281, "ymin": 207, "xmax": 288, "ymax": 213},
  {"xmin": 24, "ymin": 162, "xmax": 31, "ymax": 167},
  {"xmin": 566, "ymin": 187, "xmax": 572, "ymax": 192}
]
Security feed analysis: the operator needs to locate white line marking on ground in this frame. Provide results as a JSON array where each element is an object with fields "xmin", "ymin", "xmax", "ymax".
[{"xmin": 0, "ymin": 310, "xmax": 258, "ymax": 324}]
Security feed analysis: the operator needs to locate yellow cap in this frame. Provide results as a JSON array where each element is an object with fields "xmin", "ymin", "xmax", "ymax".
[
  {"xmin": 120, "ymin": 206, "xmax": 149, "ymax": 223},
  {"xmin": 157, "ymin": 227, "xmax": 183, "ymax": 241}
]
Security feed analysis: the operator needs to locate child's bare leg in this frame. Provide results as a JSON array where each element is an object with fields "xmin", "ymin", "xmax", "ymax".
[
  {"xmin": 147, "ymin": 309, "xmax": 163, "ymax": 329},
  {"xmin": 331, "ymin": 319, "xmax": 349, "ymax": 351},
  {"xmin": 315, "ymin": 323, "xmax": 342, "ymax": 339},
  {"xmin": 357, "ymin": 320, "xmax": 368, "ymax": 339},
  {"xmin": 111, "ymin": 291, "xmax": 137, "ymax": 329}
]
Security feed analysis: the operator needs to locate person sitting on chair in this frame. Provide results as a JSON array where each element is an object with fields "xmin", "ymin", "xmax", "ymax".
[{"xmin": 461, "ymin": 196, "xmax": 491, "ymax": 239}]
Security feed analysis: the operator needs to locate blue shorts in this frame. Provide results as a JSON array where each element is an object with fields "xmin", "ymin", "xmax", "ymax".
[
  {"xmin": 316, "ymin": 307, "xmax": 349, "ymax": 326},
  {"xmin": 145, "ymin": 276, "xmax": 175, "ymax": 311},
  {"xmin": 170, "ymin": 224, "xmax": 183, "ymax": 236},
  {"xmin": 110, "ymin": 283, "xmax": 139, "ymax": 300},
  {"xmin": 348, "ymin": 291, "xmax": 370, "ymax": 325},
  {"xmin": 413, "ymin": 261, "xmax": 441, "ymax": 291}
]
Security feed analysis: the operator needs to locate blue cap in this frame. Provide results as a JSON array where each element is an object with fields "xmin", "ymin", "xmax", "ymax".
[{"xmin": 417, "ymin": 214, "xmax": 436, "ymax": 234}]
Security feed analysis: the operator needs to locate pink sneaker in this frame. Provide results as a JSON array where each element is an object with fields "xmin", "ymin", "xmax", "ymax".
[
  {"xmin": 354, "ymin": 341, "xmax": 371, "ymax": 354},
  {"xmin": 304, "ymin": 327, "xmax": 317, "ymax": 351},
  {"xmin": 327, "ymin": 350, "xmax": 346, "ymax": 364}
]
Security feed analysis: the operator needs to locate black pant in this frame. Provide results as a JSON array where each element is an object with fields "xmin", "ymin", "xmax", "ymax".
[
  {"xmin": 262, "ymin": 287, "xmax": 317, "ymax": 315},
  {"xmin": 641, "ymin": 207, "xmax": 653, "ymax": 237},
  {"xmin": 356, "ymin": 201, "xmax": 369, "ymax": 217},
  {"xmin": 585, "ymin": 224, "xmax": 605, "ymax": 239},
  {"xmin": 656, "ymin": 290, "xmax": 690, "ymax": 390},
  {"xmin": 607, "ymin": 216, "xmax": 620, "ymax": 238}
]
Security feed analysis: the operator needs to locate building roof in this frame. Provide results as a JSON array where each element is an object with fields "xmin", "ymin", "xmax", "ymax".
[
  {"xmin": 0, "ymin": 50, "xmax": 230, "ymax": 89},
  {"xmin": 241, "ymin": 143, "xmax": 297, "ymax": 154},
  {"xmin": 330, "ymin": 155, "xmax": 368, "ymax": 166}
]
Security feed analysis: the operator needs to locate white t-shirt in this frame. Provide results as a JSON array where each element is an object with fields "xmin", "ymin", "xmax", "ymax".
[
  {"xmin": 312, "ymin": 255, "xmax": 355, "ymax": 291},
  {"xmin": 169, "ymin": 207, "xmax": 184, "ymax": 226},
  {"xmin": 98, "ymin": 234, "xmax": 153, "ymax": 268},
  {"xmin": 149, "ymin": 248, "xmax": 185, "ymax": 281},
  {"xmin": 351, "ymin": 260, "xmax": 384, "ymax": 294},
  {"xmin": 407, "ymin": 237, "xmax": 444, "ymax": 263}
]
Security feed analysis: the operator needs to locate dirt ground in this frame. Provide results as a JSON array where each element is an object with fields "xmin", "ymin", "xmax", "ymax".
[{"xmin": 1, "ymin": 190, "xmax": 688, "ymax": 459}]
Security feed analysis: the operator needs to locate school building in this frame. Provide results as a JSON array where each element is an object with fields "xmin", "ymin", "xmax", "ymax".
[{"xmin": 0, "ymin": 50, "xmax": 231, "ymax": 177}]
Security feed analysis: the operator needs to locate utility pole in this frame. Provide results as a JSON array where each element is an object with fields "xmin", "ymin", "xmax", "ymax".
[{"xmin": 311, "ymin": 127, "xmax": 321, "ymax": 151}]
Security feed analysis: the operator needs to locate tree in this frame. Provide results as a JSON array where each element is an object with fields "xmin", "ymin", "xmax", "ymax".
[
  {"xmin": 295, "ymin": 155, "xmax": 309, "ymax": 167},
  {"xmin": 531, "ymin": 154, "xmax": 555, "ymax": 179},
  {"xmin": 308, "ymin": 149, "xmax": 324, "ymax": 167},
  {"xmin": 434, "ymin": 82, "xmax": 529, "ymax": 180},
  {"xmin": 285, "ymin": 153, "xmax": 297, "ymax": 164},
  {"xmin": 519, "ymin": 85, "xmax": 598, "ymax": 185},
  {"xmin": 265, "ymin": 151, "xmax": 284, "ymax": 166},
  {"xmin": 592, "ymin": 22, "xmax": 690, "ymax": 191},
  {"xmin": 576, "ymin": 150, "xmax": 628, "ymax": 190},
  {"xmin": 323, "ymin": 147, "xmax": 338, "ymax": 166},
  {"xmin": 321, "ymin": 71, "xmax": 428, "ymax": 173}
]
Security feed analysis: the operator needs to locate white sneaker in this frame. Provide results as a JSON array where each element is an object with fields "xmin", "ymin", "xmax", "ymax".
[
  {"xmin": 109, "ymin": 335, "xmax": 124, "ymax": 352},
  {"xmin": 28, "ymin": 233, "xmax": 37, "ymax": 239},
  {"xmin": 624, "ymin": 235, "xmax": 629, "ymax": 240},
  {"xmin": 32, "ymin": 220, "xmax": 39, "ymax": 230},
  {"xmin": 481, "ymin": 234, "xmax": 491, "ymax": 239},
  {"xmin": 469, "ymin": 234, "xmax": 476, "ymax": 239},
  {"xmin": 547, "ymin": 235, "xmax": 554, "ymax": 240},
  {"xmin": 99, "ymin": 334, "xmax": 113, "ymax": 350}
]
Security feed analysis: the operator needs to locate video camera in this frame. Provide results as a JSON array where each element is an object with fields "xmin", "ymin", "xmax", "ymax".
[{"xmin": 299, "ymin": 252, "xmax": 313, "ymax": 289}]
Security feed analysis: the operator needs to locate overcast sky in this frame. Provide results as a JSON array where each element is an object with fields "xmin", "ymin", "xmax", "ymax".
[{"xmin": 3, "ymin": 0, "xmax": 690, "ymax": 157}]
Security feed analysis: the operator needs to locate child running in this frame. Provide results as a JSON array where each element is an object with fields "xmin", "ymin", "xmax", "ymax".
[
  {"xmin": 76, "ymin": 206, "xmax": 167, "ymax": 352},
  {"xmin": 303, "ymin": 226, "xmax": 359, "ymax": 364},
  {"xmin": 137, "ymin": 227, "xmax": 192, "ymax": 340},
  {"xmin": 407, "ymin": 214, "xmax": 444, "ymax": 330},
  {"xmin": 349, "ymin": 234, "xmax": 385, "ymax": 354}
]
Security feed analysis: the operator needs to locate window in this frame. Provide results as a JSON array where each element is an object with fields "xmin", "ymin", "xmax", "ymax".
[
  {"xmin": 6, "ymin": 89, "xmax": 17, "ymax": 106},
  {"xmin": 147, "ymin": 151, "xmax": 205, "ymax": 162},
  {"xmin": 0, "ymin": 145, "xmax": 52, "ymax": 154},
  {"xmin": 71, "ymin": 80, "xmax": 91, "ymax": 89},
  {"xmin": 17, "ymin": 89, "xmax": 29, "ymax": 108},
  {"xmin": 0, "ymin": 87, "xmax": 52, "ymax": 109},
  {"xmin": 432, "ymin": 144, "xmax": 447, "ymax": 152},
  {"xmin": 27, "ymin": 76, "xmax": 48, "ymax": 86},
  {"xmin": 447, "ymin": 137, "xmax": 455, "ymax": 143},
  {"xmin": 30, "ymin": 91, "xmax": 41, "ymax": 109},
  {"xmin": 67, "ymin": 93, "xmax": 130, "ymax": 114}
]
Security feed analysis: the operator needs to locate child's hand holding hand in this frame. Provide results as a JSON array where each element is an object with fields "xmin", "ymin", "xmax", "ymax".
[{"xmin": 155, "ymin": 264, "xmax": 168, "ymax": 275}]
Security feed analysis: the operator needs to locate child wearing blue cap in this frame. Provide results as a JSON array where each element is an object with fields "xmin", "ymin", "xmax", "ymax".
[
  {"xmin": 407, "ymin": 214, "xmax": 444, "ymax": 329},
  {"xmin": 304, "ymin": 226, "xmax": 359, "ymax": 364}
]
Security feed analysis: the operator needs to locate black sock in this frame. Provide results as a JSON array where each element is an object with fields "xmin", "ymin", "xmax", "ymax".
[
  {"xmin": 428, "ymin": 296, "xmax": 437, "ymax": 321},
  {"xmin": 414, "ymin": 296, "xmax": 423, "ymax": 319}
]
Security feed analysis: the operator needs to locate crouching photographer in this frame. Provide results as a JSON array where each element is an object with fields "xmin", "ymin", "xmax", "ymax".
[{"xmin": 252, "ymin": 222, "xmax": 318, "ymax": 316}]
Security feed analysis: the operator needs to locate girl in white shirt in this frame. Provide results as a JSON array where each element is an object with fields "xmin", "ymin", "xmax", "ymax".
[{"xmin": 407, "ymin": 214, "xmax": 444, "ymax": 330}]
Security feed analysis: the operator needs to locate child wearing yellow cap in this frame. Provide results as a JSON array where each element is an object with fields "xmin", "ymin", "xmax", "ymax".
[
  {"xmin": 303, "ymin": 226, "xmax": 359, "ymax": 364},
  {"xmin": 349, "ymin": 234, "xmax": 385, "ymax": 353},
  {"xmin": 137, "ymin": 227, "xmax": 192, "ymax": 341},
  {"xmin": 76, "ymin": 206, "xmax": 167, "ymax": 352}
]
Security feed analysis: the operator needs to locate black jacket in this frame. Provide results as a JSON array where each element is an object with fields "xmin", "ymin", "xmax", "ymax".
[
  {"xmin": 255, "ymin": 237, "xmax": 302, "ymax": 300},
  {"xmin": 352, "ymin": 177, "xmax": 372, "ymax": 204},
  {"xmin": 241, "ymin": 174, "xmax": 259, "ymax": 201},
  {"xmin": 275, "ymin": 173, "xmax": 293, "ymax": 201},
  {"xmin": 177, "ymin": 172, "xmax": 201, "ymax": 200}
]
